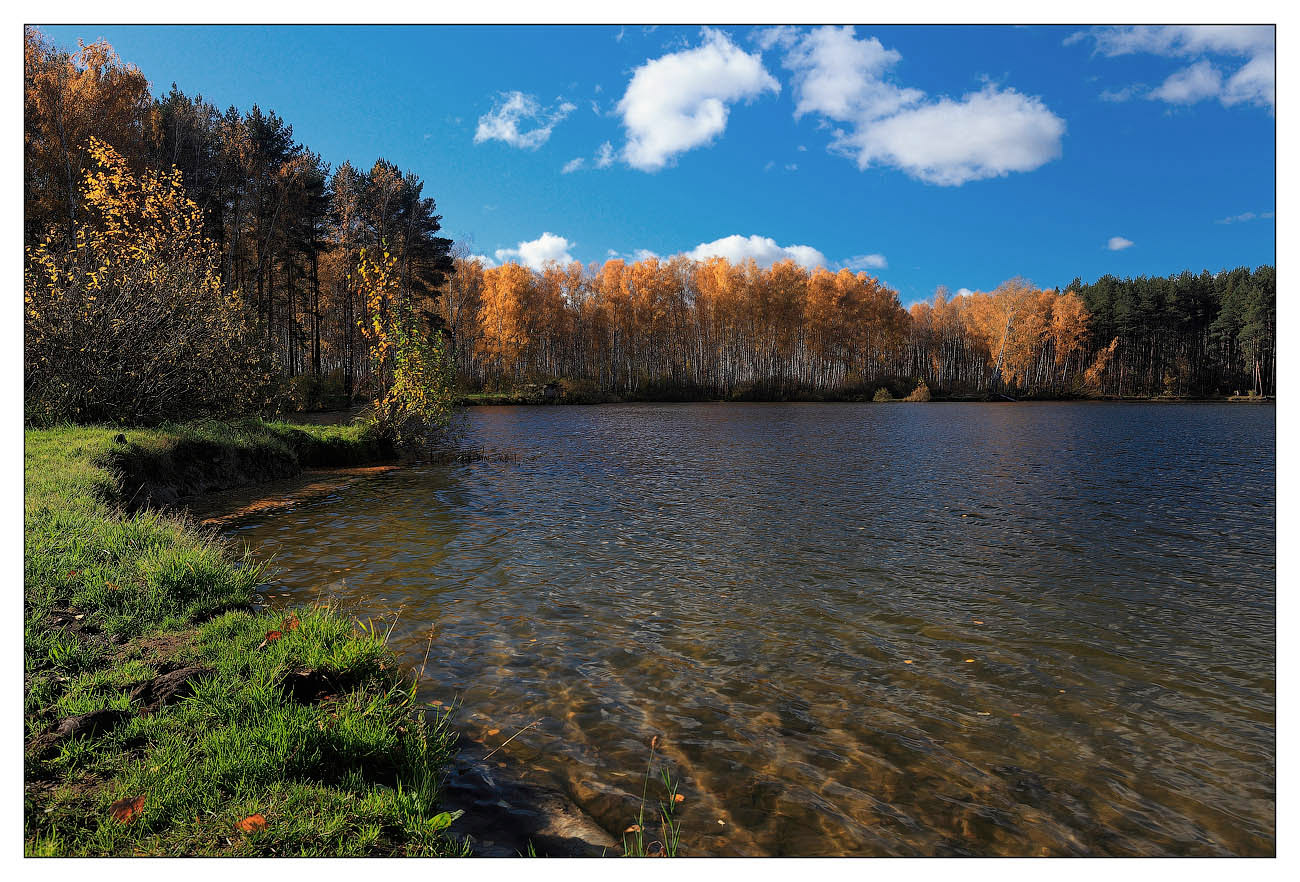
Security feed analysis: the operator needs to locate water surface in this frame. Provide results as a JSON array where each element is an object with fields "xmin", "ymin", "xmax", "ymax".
[{"xmin": 224, "ymin": 402, "xmax": 1275, "ymax": 856}]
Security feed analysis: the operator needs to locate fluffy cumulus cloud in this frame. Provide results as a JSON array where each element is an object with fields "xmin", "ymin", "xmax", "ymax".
[
  {"xmin": 780, "ymin": 26, "xmax": 923, "ymax": 123},
  {"xmin": 616, "ymin": 28, "xmax": 780, "ymax": 171},
  {"xmin": 1070, "ymin": 26, "xmax": 1274, "ymax": 110},
  {"xmin": 494, "ymin": 233, "xmax": 576, "ymax": 270},
  {"xmin": 685, "ymin": 234, "xmax": 828, "ymax": 270},
  {"xmin": 767, "ymin": 27, "xmax": 1064, "ymax": 186},
  {"xmin": 838, "ymin": 86, "xmax": 1065, "ymax": 186},
  {"xmin": 1107, "ymin": 236, "xmax": 1135, "ymax": 251},
  {"xmin": 474, "ymin": 91, "xmax": 576, "ymax": 149}
]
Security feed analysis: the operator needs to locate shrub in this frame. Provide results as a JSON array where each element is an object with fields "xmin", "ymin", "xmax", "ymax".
[
  {"xmin": 25, "ymin": 139, "xmax": 268, "ymax": 426},
  {"xmin": 872, "ymin": 387, "xmax": 894, "ymax": 402},
  {"xmin": 904, "ymin": 381, "xmax": 931, "ymax": 402},
  {"xmin": 355, "ymin": 247, "xmax": 455, "ymax": 447}
]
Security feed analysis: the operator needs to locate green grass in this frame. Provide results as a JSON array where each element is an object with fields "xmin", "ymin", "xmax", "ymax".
[{"xmin": 24, "ymin": 420, "xmax": 467, "ymax": 856}]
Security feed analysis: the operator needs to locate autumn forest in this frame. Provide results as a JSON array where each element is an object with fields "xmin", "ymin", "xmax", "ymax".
[{"xmin": 24, "ymin": 29, "xmax": 1276, "ymax": 427}]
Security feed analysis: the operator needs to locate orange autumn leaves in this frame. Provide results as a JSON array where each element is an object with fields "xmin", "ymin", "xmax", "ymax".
[
  {"xmin": 256, "ymin": 613, "xmax": 301, "ymax": 650},
  {"xmin": 454, "ymin": 254, "xmax": 1094, "ymax": 399},
  {"xmin": 236, "ymin": 814, "xmax": 267, "ymax": 834},
  {"xmin": 108, "ymin": 794, "xmax": 145, "ymax": 824}
]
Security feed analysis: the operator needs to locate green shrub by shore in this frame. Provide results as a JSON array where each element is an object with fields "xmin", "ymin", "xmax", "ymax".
[{"xmin": 24, "ymin": 421, "xmax": 467, "ymax": 856}]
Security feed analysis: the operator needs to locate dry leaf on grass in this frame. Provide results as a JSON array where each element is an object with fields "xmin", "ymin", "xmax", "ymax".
[
  {"xmin": 109, "ymin": 794, "xmax": 145, "ymax": 824},
  {"xmin": 237, "ymin": 813, "xmax": 267, "ymax": 833}
]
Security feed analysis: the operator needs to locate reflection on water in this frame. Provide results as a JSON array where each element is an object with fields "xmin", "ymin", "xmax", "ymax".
[{"xmin": 223, "ymin": 402, "xmax": 1275, "ymax": 856}]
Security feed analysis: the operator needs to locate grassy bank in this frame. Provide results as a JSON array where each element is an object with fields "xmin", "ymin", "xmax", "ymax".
[{"xmin": 24, "ymin": 420, "xmax": 468, "ymax": 856}]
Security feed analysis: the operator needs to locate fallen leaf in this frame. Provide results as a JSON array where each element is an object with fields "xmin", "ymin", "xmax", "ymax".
[
  {"xmin": 237, "ymin": 814, "xmax": 267, "ymax": 833},
  {"xmin": 625, "ymin": 824, "xmax": 642, "ymax": 834},
  {"xmin": 105, "ymin": 582, "xmax": 120, "ymax": 592},
  {"xmin": 66, "ymin": 570, "xmax": 78, "ymax": 578},
  {"xmin": 497, "ymin": 762, "xmax": 506, "ymax": 768},
  {"xmin": 964, "ymin": 659, "xmax": 975, "ymax": 663},
  {"xmin": 718, "ymin": 820, "xmax": 726, "ymax": 825},
  {"xmin": 976, "ymin": 712, "xmax": 991, "ymax": 716},
  {"xmin": 430, "ymin": 700, "xmax": 443, "ymax": 707},
  {"xmin": 282, "ymin": 614, "xmax": 300, "ymax": 632},
  {"xmin": 109, "ymin": 794, "xmax": 145, "ymax": 824},
  {"xmin": 973, "ymin": 620, "xmax": 984, "ymax": 625},
  {"xmin": 673, "ymin": 793, "xmax": 685, "ymax": 803},
  {"xmin": 645, "ymin": 841, "xmax": 667, "ymax": 857},
  {"xmin": 265, "ymin": 630, "xmax": 282, "ymax": 643},
  {"xmin": 487, "ymin": 728, "xmax": 500, "ymax": 736},
  {"xmin": 903, "ymin": 660, "xmax": 913, "ymax": 664}
]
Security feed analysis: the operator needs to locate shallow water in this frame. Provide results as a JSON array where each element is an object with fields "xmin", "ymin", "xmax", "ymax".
[{"xmin": 223, "ymin": 402, "xmax": 1275, "ymax": 856}]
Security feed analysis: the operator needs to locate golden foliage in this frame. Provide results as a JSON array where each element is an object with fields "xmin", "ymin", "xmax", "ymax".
[
  {"xmin": 354, "ymin": 247, "xmax": 455, "ymax": 445},
  {"xmin": 25, "ymin": 139, "xmax": 267, "ymax": 424}
]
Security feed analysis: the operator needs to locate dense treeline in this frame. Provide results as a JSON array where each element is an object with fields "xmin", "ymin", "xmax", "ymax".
[
  {"xmin": 445, "ymin": 257, "xmax": 1101, "ymax": 399},
  {"xmin": 24, "ymin": 28, "xmax": 453, "ymax": 421},
  {"xmin": 441, "ymin": 257, "xmax": 1274, "ymax": 400},
  {"xmin": 1065, "ymin": 268, "xmax": 1275, "ymax": 397}
]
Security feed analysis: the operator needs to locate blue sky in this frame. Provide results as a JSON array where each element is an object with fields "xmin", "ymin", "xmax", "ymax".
[{"xmin": 40, "ymin": 24, "xmax": 1275, "ymax": 305}]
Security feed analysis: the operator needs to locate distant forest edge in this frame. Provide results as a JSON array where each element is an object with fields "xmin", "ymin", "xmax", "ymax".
[{"xmin": 24, "ymin": 31, "xmax": 1275, "ymax": 428}]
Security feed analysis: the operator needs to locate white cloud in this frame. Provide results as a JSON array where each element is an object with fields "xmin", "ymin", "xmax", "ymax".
[
  {"xmin": 782, "ymin": 26, "xmax": 923, "ymax": 123},
  {"xmin": 685, "ymin": 234, "xmax": 828, "ymax": 270},
  {"xmin": 754, "ymin": 26, "xmax": 799, "ymax": 52},
  {"xmin": 1107, "ymin": 236, "xmax": 1135, "ymax": 251},
  {"xmin": 561, "ymin": 157, "xmax": 585, "ymax": 174},
  {"xmin": 1221, "ymin": 52, "xmax": 1275, "ymax": 108},
  {"xmin": 835, "ymin": 86, "xmax": 1065, "ymax": 186},
  {"xmin": 494, "ymin": 233, "xmax": 576, "ymax": 270},
  {"xmin": 844, "ymin": 253, "xmax": 888, "ymax": 270},
  {"xmin": 469, "ymin": 253, "xmax": 498, "ymax": 268},
  {"xmin": 1216, "ymin": 210, "xmax": 1274, "ymax": 224},
  {"xmin": 1099, "ymin": 84, "xmax": 1145, "ymax": 102},
  {"xmin": 1072, "ymin": 26, "xmax": 1273, "ymax": 111},
  {"xmin": 594, "ymin": 141, "xmax": 615, "ymax": 168},
  {"xmin": 954, "ymin": 287, "xmax": 974, "ymax": 297},
  {"xmin": 785, "ymin": 163, "xmax": 798, "ymax": 171},
  {"xmin": 1149, "ymin": 60, "xmax": 1223, "ymax": 105},
  {"xmin": 474, "ymin": 91, "xmax": 577, "ymax": 150},
  {"xmin": 773, "ymin": 27, "xmax": 1064, "ymax": 186},
  {"xmin": 616, "ymin": 27, "xmax": 779, "ymax": 171},
  {"xmin": 1077, "ymin": 25, "xmax": 1273, "ymax": 59}
]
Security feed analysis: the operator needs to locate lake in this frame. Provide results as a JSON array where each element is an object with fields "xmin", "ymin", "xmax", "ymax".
[{"xmin": 222, "ymin": 402, "xmax": 1275, "ymax": 856}]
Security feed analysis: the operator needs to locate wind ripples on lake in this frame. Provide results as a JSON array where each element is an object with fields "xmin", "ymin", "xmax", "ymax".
[{"xmin": 226, "ymin": 402, "xmax": 1274, "ymax": 856}]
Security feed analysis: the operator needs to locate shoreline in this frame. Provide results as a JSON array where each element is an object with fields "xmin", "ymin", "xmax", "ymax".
[
  {"xmin": 24, "ymin": 418, "xmax": 621, "ymax": 857},
  {"xmin": 454, "ymin": 390, "xmax": 1275, "ymax": 407},
  {"xmin": 23, "ymin": 420, "xmax": 467, "ymax": 855}
]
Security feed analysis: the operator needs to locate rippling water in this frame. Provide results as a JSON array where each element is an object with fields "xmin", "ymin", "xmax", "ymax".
[{"xmin": 223, "ymin": 402, "xmax": 1275, "ymax": 856}]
